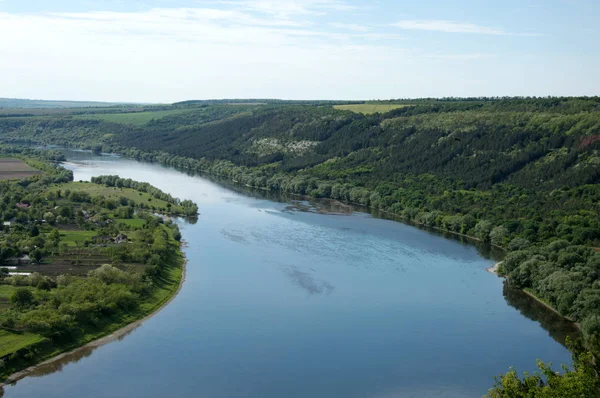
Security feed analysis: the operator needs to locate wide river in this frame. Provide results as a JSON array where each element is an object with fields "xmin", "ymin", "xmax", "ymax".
[{"xmin": 3, "ymin": 149, "xmax": 576, "ymax": 398}]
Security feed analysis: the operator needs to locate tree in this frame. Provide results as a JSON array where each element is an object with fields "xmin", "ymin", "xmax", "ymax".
[
  {"xmin": 490, "ymin": 226, "xmax": 508, "ymax": 246},
  {"xmin": 30, "ymin": 248, "xmax": 43, "ymax": 264},
  {"xmin": 485, "ymin": 350, "xmax": 600, "ymax": 397},
  {"xmin": 37, "ymin": 279, "xmax": 51, "ymax": 291},
  {"xmin": 474, "ymin": 220, "xmax": 493, "ymax": 242},
  {"xmin": 43, "ymin": 211, "xmax": 56, "ymax": 225},
  {"xmin": 10, "ymin": 288, "xmax": 34, "ymax": 307},
  {"xmin": 508, "ymin": 237, "xmax": 531, "ymax": 251},
  {"xmin": 58, "ymin": 205, "xmax": 72, "ymax": 218},
  {"xmin": 48, "ymin": 228, "xmax": 61, "ymax": 248},
  {"xmin": 21, "ymin": 308, "xmax": 78, "ymax": 339}
]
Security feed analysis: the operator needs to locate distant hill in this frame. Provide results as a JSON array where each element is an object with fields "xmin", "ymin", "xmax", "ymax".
[{"xmin": 0, "ymin": 98, "xmax": 133, "ymax": 109}]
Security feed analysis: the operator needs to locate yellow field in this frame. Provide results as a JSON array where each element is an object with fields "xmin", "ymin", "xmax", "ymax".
[{"xmin": 334, "ymin": 104, "xmax": 411, "ymax": 115}]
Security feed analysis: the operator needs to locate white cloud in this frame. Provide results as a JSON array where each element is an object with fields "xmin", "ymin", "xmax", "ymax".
[
  {"xmin": 392, "ymin": 19, "xmax": 542, "ymax": 36},
  {"xmin": 423, "ymin": 53, "xmax": 497, "ymax": 60},
  {"xmin": 218, "ymin": 0, "xmax": 355, "ymax": 21},
  {"xmin": 392, "ymin": 20, "xmax": 507, "ymax": 35},
  {"xmin": 0, "ymin": 6, "xmax": 588, "ymax": 101},
  {"xmin": 329, "ymin": 22, "xmax": 369, "ymax": 32}
]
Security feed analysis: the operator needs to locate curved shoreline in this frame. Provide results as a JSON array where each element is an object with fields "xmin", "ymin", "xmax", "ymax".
[
  {"xmin": 486, "ymin": 261, "xmax": 502, "ymax": 275},
  {"xmin": 0, "ymin": 255, "xmax": 187, "ymax": 389},
  {"xmin": 485, "ymin": 261, "xmax": 580, "ymax": 330}
]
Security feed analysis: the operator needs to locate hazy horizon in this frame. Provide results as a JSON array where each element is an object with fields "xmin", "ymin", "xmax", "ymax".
[{"xmin": 1, "ymin": 0, "xmax": 599, "ymax": 102}]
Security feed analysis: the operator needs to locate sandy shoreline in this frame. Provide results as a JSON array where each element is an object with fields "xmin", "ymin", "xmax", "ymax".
[
  {"xmin": 486, "ymin": 261, "xmax": 502, "ymax": 275},
  {"xmin": 0, "ymin": 255, "xmax": 187, "ymax": 388}
]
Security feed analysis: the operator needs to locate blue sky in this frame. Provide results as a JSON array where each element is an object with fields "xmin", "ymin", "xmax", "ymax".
[{"xmin": 1, "ymin": 0, "xmax": 598, "ymax": 102}]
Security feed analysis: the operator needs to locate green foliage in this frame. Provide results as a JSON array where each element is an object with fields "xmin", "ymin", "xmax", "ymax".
[
  {"xmin": 10, "ymin": 288, "xmax": 34, "ymax": 307},
  {"xmin": 90, "ymin": 175, "xmax": 198, "ymax": 215},
  {"xmin": 74, "ymin": 109, "xmax": 193, "ymax": 126},
  {"xmin": 485, "ymin": 343, "xmax": 600, "ymax": 398},
  {"xmin": 0, "ymin": 156, "xmax": 187, "ymax": 375}
]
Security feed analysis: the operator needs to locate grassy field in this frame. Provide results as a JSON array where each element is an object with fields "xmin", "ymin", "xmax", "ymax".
[
  {"xmin": 74, "ymin": 109, "xmax": 190, "ymax": 126},
  {"xmin": 59, "ymin": 229, "xmax": 98, "ymax": 247},
  {"xmin": 0, "ymin": 285, "xmax": 45, "ymax": 357},
  {"xmin": 334, "ymin": 104, "xmax": 411, "ymax": 114},
  {"xmin": 0, "ymin": 330, "xmax": 46, "ymax": 358},
  {"xmin": 0, "ymin": 285, "xmax": 22, "ymax": 310},
  {"xmin": 115, "ymin": 218, "xmax": 146, "ymax": 228},
  {"xmin": 51, "ymin": 182, "xmax": 180, "ymax": 213},
  {"xmin": 0, "ymin": 157, "xmax": 42, "ymax": 180},
  {"xmin": 0, "ymin": 285, "xmax": 24, "ymax": 300}
]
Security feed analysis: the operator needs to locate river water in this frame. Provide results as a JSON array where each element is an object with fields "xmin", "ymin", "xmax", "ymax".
[{"xmin": 2, "ymin": 150, "xmax": 576, "ymax": 398}]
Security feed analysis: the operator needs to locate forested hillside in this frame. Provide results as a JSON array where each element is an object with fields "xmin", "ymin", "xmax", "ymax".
[{"xmin": 1, "ymin": 97, "xmax": 600, "ymax": 351}]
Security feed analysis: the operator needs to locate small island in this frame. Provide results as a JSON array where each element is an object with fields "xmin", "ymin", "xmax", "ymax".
[{"xmin": 0, "ymin": 147, "xmax": 196, "ymax": 382}]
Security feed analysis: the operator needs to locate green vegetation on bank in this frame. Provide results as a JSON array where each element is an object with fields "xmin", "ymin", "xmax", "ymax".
[
  {"xmin": 74, "ymin": 109, "xmax": 191, "ymax": 125},
  {"xmin": 485, "ymin": 338, "xmax": 600, "ymax": 397},
  {"xmin": 0, "ymin": 149, "xmax": 194, "ymax": 380},
  {"xmin": 1, "ymin": 97, "xmax": 600, "ymax": 395},
  {"xmin": 49, "ymin": 179, "xmax": 197, "ymax": 216}
]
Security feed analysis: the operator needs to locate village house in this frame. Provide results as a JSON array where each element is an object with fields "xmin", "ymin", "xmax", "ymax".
[
  {"xmin": 114, "ymin": 233, "xmax": 128, "ymax": 244},
  {"xmin": 5, "ymin": 255, "xmax": 32, "ymax": 265}
]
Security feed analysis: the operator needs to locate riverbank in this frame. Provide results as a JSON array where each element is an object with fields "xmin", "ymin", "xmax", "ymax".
[
  {"xmin": 485, "ymin": 261, "xmax": 580, "ymax": 330},
  {"xmin": 61, "ymin": 147, "xmax": 577, "ymax": 333},
  {"xmin": 0, "ymin": 250, "xmax": 186, "ymax": 388},
  {"xmin": 486, "ymin": 261, "xmax": 502, "ymax": 275},
  {"xmin": 521, "ymin": 288, "xmax": 579, "ymax": 327}
]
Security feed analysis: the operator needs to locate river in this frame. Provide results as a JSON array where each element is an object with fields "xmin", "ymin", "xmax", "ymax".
[{"xmin": 2, "ymin": 149, "xmax": 577, "ymax": 398}]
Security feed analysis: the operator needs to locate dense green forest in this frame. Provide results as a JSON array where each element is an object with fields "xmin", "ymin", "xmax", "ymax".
[{"xmin": 1, "ymin": 97, "xmax": 600, "ymax": 393}]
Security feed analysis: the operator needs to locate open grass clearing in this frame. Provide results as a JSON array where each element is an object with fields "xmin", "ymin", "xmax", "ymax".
[
  {"xmin": 51, "ymin": 182, "xmax": 178, "ymax": 213},
  {"xmin": 73, "ymin": 109, "xmax": 191, "ymax": 126},
  {"xmin": 334, "ymin": 104, "xmax": 411, "ymax": 114},
  {"xmin": 0, "ymin": 330, "xmax": 46, "ymax": 358},
  {"xmin": 59, "ymin": 229, "xmax": 97, "ymax": 247},
  {"xmin": 0, "ymin": 284, "xmax": 23, "ymax": 300},
  {"xmin": 115, "ymin": 218, "xmax": 146, "ymax": 228}
]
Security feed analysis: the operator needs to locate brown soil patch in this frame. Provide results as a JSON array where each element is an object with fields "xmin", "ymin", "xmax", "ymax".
[{"xmin": 0, "ymin": 158, "xmax": 41, "ymax": 180}]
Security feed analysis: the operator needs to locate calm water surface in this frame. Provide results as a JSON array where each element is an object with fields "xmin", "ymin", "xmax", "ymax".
[{"xmin": 3, "ymin": 150, "xmax": 574, "ymax": 398}]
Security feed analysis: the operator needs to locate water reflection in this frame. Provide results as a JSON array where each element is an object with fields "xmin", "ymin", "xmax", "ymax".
[
  {"xmin": 283, "ymin": 266, "xmax": 334, "ymax": 296},
  {"xmin": 3, "ymin": 325, "xmax": 140, "ymax": 389},
  {"xmin": 503, "ymin": 283, "xmax": 580, "ymax": 346},
  {"xmin": 204, "ymin": 173, "xmax": 505, "ymax": 261},
  {"xmin": 63, "ymin": 152, "xmax": 575, "ymax": 344},
  {"xmin": 175, "ymin": 168, "xmax": 578, "ymax": 347}
]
